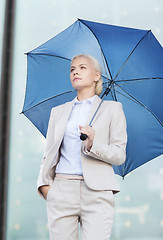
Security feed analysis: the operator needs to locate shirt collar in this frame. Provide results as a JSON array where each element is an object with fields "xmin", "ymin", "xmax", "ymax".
[{"xmin": 73, "ymin": 95, "xmax": 96, "ymax": 106}]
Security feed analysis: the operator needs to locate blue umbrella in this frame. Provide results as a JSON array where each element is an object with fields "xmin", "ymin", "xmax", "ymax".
[{"xmin": 22, "ymin": 19, "xmax": 163, "ymax": 177}]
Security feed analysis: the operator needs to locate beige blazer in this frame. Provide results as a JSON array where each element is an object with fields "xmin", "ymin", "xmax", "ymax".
[{"xmin": 37, "ymin": 95, "xmax": 127, "ymax": 195}]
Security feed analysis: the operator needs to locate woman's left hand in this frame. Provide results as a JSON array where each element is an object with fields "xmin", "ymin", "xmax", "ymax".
[{"xmin": 79, "ymin": 125, "xmax": 95, "ymax": 151}]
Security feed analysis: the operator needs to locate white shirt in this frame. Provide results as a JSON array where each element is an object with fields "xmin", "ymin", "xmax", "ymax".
[{"xmin": 55, "ymin": 95, "xmax": 96, "ymax": 175}]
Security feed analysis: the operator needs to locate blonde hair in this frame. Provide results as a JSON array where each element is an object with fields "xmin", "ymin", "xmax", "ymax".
[{"xmin": 71, "ymin": 54, "xmax": 103, "ymax": 96}]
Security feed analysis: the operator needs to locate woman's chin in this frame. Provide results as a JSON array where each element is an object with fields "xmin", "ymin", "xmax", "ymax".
[{"xmin": 72, "ymin": 84, "xmax": 85, "ymax": 91}]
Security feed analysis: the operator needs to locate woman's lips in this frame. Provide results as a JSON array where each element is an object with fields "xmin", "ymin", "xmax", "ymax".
[{"xmin": 73, "ymin": 77, "xmax": 81, "ymax": 81}]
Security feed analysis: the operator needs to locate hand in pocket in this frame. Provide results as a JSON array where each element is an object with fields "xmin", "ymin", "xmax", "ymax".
[{"xmin": 39, "ymin": 185, "xmax": 51, "ymax": 200}]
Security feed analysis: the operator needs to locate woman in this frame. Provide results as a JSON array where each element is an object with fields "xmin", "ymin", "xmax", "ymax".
[{"xmin": 37, "ymin": 54, "xmax": 127, "ymax": 240}]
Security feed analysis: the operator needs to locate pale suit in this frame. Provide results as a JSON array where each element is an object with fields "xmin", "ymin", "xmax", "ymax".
[{"xmin": 37, "ymin": 95, "xmax": 127, "ymax": 239}]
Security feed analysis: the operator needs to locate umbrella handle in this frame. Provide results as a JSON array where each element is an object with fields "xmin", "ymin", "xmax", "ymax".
[
  {"xmin": 80, "ymin": 133, "xmax": 88, "ymax": 141},
  {"xmin": 80, "ymin": 125, "xmax": 92, "ymax": 141}
]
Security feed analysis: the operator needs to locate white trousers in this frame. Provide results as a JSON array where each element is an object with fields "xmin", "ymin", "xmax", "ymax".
[{"xmin": 46, "ymin": 176, "xmax": 114, "ymax": 240}]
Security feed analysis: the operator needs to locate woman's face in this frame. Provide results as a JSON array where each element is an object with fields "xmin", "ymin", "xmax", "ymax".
[{"xmin": 70, "ymin": 56, "xmax": 100, "ymax": 92}]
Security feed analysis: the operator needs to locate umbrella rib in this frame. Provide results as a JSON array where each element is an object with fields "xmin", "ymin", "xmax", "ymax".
[
  {"xmin": 101, "ymin": 75, "xmax": 112, "ymax": 82},
  {"xmin": 27, "ymin": 52, "xmax": 72, "ymax": 62},
  {"xmin": 117, "ymin": 78, "xmax": 163, "ymax": 87},
  {"xmin": 114, "ymin": 83, "xmax": 163, "ymax": 126},
  {"xmin": 113, "ymin": 30, "xmax": 151, "ymax": 81},
  {"xmin": 78, "ymin": 19, "xmax": 113, "ymax": 81},
  {"xmin": 114, "ymin": 89, "xmax": 143, "ymax": 105},
  {"xmin": 21, "ymin": 89, "xmax": 76, "ymax": 113},
  {"xmin": 116, "ymin": 77, "xmax": 163, "ymax": 83}
]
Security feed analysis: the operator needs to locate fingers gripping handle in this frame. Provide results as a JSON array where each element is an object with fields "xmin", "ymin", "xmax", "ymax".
[{"xmin": 80, "ymin": 125, "xmax": 92, "ymax": 141}]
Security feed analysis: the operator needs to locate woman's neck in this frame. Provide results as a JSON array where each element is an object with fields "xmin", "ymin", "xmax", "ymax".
[{"xmin": 77, "ymin": 90, "xmax": 95, "ymax": 101}]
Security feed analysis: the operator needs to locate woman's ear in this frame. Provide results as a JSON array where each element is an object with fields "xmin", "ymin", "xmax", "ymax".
[{"xmin": 94, "ymin": 72, "xmax": 101, "ymax": 82}]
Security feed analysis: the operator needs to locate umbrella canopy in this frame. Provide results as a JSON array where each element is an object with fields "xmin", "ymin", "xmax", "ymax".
[{"xmin": 22, "ymin": 19, "xmax": 163, "ymax": 177}]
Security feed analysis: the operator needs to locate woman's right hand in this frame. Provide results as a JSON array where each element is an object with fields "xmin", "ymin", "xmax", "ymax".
[{"xmin": 39, "ymin": 185, "xmax": 51, "ymax": 200}]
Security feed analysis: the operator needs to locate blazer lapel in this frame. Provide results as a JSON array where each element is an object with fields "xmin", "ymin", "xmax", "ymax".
[
  {"xmin": 54, "ymin": 98, "xmax": 75, "ymax": 143},
  {"xmin": 85, "ymin": 95, "xmax": 102, "ymax": 126},
  {"xmin": 43, "ymin": 98, "xmax": 75, "ymax": 173}
]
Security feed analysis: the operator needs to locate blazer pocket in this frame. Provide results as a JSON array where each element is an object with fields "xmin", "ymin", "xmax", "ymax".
[{"xmin": 46, "ymin": 182, "xmax": 54, "ymax": 201}]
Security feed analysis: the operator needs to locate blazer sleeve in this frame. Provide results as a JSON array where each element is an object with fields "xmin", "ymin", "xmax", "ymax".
[
  {"xmin": 82, "ymin": 102, "xmax": 127, "ymax": 166},
  {"xmin": 37, "ymin": 108, "xmax": 55, "ymax": 196}
]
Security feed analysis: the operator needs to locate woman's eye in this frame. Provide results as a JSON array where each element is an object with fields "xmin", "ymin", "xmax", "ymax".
[
  {"xmin": 70, "ymin": 68, "xmax": 74, "ymax": 72},
  {"xmin": 81, "ymin": 66, "xmax": 86, "ymax": 69}
]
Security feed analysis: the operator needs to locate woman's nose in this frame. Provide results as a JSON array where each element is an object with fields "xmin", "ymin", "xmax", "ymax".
[{"xmin": 73, "ymin": 68, "xmax": 79, "ymax": 75}]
